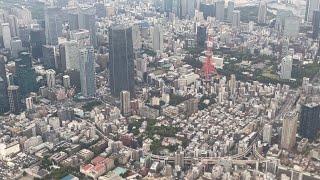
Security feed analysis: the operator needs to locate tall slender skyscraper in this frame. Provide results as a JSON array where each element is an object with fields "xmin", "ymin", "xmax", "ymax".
[
  {"xmin": 45, "ymin": 7, "xmax": 63, "ymax": 45},
  {"xmin": 232, "ymin": 10, "xmax": 241, "ymax": 28},
  {"xmin": 305, "ymin": 0, "xmax": 320, "ymax": 22},
  {"xmin": 258, "ymin": 1, "xmax": 267, "ymax": 24},
  {"xmin": 120, "ymin": 91, "xmax": 131, "ymax": 117},
  {"xmin": 0, "ymin": 55, "xmax": 9, "ymax": 113},
  {"xmin": 215, "ymin": 0, "xmax": 225, "ymax": 21},
  {"xmin": 152, "ymin": 25, "xmax": 164, "ymax": 53},
  {"xmin": 79, "ymin": 46, "xmax": 96, "ymax": 97},
  {"xmin": 7, "ymin": 85, "xmax": 21, "ymax": 114},
  {"xmin": 1, "ymin": 23, "xmax": 12, "ymax": 50},
  {"xmin": 312, "ymin": 10, "xmax": 320, "ymax": 39},
  {"xmin": 281, "ymin": 113, "xmax": 298, "ymax": 150},
  {"xmin": 196, "ymin": 24, "xmax": 207, "ymax": 50},
  {"xmin": 109, "ymin": 25, "xmax": 135, "ymax": 97},
  {"xmin": 227, "ymin": 1, "xmax": 235, "ymax": 22}
]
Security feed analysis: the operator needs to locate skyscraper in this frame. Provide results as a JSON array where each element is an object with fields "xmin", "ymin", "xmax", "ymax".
[
  {"xmin": 263, "ymin": 124, "xmax": 272, "ymax": 144},
  {"xmin": 64, "ymin": 40, "xmax": 80, "ymax": 70},
  {"xmin": 45, "ymin": 7, "xmax": 63, "ymax": 45},
  {"xmin": 227, "ymin": 1, "xmax": 235, "ymax": 22},
  {"xmin": 215, "ymin": 0, "xmax": 225, "ymax": 22},
  {"xmin": 79, "ymin": 46, "xmax": 96, "ymax": 97},
  {"xmin": 281, "ymin": 112, "xmax": 298, "ymax": 150},
  {"xmin": 305, "ymin": 0, "xmax": 320, "ymax": 22},
  {"xmin": 46, "ymin": 69, "xmax": 56, "ymax": 89},
  {"xmin": 232, "ymin": 10, "xmax": 241, "ymax": 28},
  {"xmin": 1, "ymin": 23, "xmax": 12, "ymax": 50},
  {"xmin": 10, "ymin": 37, "xmax": 23, "ymax": 58},
  {"xmin": 312, "ymin": 10, "xmax": 320, "ymax": 39},
  {"xmin": 196, "ymin": 24, "xmax": 207, "ymax": 50},
  {"xmin": 299, "ymin": 103, "xmax": 320, "ymax": 141},
  {"xmin": 152, "ymin": 25, "xmax": 164, "ymax": 53},
  {"xmin": 30, "ymin": 28, "xmax": 46, "ymax": 59},
  {"xmin": 0, "ymin": 55, "xmax": 9, "ymax": 114},
  {"xmin": 258, "ymin": 1, "xmax": 267, "ymax": 24},
  {"xmin": 187, "ymin": 0, "xmax": 195, "ymax": 18},
  {"xmin": 120, "ymin": 91, "xmax": 131, "ymax": 117},
  {"xmin": 109, "ymin": 25, "xmax": 135, "ymax": 97},
  {"xmin": 42, "ymin": 45, "xmax": 57, "ymax": 69},
  {"xmin": 7, "ymin": 85, "xmax": 21, "ymax": 114},
  {"xmin": 283, "ymin": 16, "xmax": 300, "ymax": 38},
  {"xmin": 280, "ymin": 55, "xmax": 293, "ymax": 80}
]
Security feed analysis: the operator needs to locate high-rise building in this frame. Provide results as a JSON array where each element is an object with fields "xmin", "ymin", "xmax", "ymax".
[
  {"xmin": 25, "ymin": 97, "xmax": 33, "ymax": 110},
  {"xmin": 215, "ymin": 0, "xmax": 225, "ymax": 21},
  {"xmin": 7, "ymin": 85, "xmax": 21, "ymax": 114},
  {"xmin": 152, "ymin": 25, "xmax": 164, "ymax": 53},
  {"xmin": 196, "ymin": 24, "xmax": 207, "ymax": 50},
  {"xmin": 70, "ymin": 29, "xmax": 91, "ymax": 47},
  {"xmin": 280, "ymin": 55, "xmax": 292, "ymax": 80},
  {"xmin": 227, "ymin": 1, "xmax": 235, "ymax": 22},
  {"xmin": 305, "ymin": 0, "xmax": 320, "ymax": 22},
  {"xmin": 281, "ymin": 113, "xmax": 298, "ymax": 150},
  {"xmin": 299, "ymin": 103, "xmax": 320, "ymax": 140},
  {"xmin": 187, "ymin": 0, "xmax": 195, "ymax": 18},
  {"xmin": 263, "ymin": 124, "xmax": 272, "ymax": 144},
  {"xmin": 42, "ymin": 45, "xmax": 57, "ymax": 69},
  {"xmin": 275, "ymin": 10, "xmax": 293, "ymax": 33},
  {"xmin": 199, "ymin": 3, "xmax": 215, "ymax": 20},
  {"xmin": 312, "ymin": 10, "xmax": 320, "ymax": 39},
  {"xmin": 30, "ymin": 28, "xmax": 46, "ymax": 59},
  {"xmin": 258, "ymin": 1, "xmax": 267, "ymax": 24},
  {"xmin": 64, "ymin": 40, "xmax": 80, "ymax": 70},
  {"xmin": 174, "ymin": 151, "xmax": 185, "ymax": 168},
  {"xmin": 232, "ymin": 10, "xmax": 241, "ymax": 28},
  {"xmin": 0, "ymin": 55, "xmax": 9, "ymax": 114},
  {"xmin": 109, "ymin": 25, "xmax": 135, "ymax": 97},
  {"xmin": 120, "ymin": 91, "xmax": 131, "ymax": 117},
  {"xmin": 46, "ymin": 69, "xmax": 56, "ymax": 89},
  {"xmin": 1, "ymin": 23, "xmax": 12, "ymax": 50},
  {"xmin": 79, "ymin": 46, "xmax": 96, "ymax": 97},
  {"xmin": 10, "ymin": 37, "xmax": 23, "ymax": 58},
  {"xmin": 164, "ymin": 0, "xmax": 173, "ymax": 13},
  {"xmin": 283, "ymin": 16, "xmax": 300, "ymax": 38},
  {"xmin": 45, "ymin": 7, "xmax": 64, "ymax": 45},
  {"xmin": 78, "ymin": 6, "xmax": 97, "ymax": 47},
  {"xmin": 14, "ymin": 54, "xmax": 37, "ymax": 96},
  {"xmin": 63, "ymin": 75, "xmax": 71, "ymax": 89},
  {"xmin": 7, "ymin": 15, "xmax": 18, "ymax": 37}
]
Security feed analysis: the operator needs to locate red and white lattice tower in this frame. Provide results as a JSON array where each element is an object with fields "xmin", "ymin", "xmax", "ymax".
[{"xmin": 202, "ymin": 34, "xmax": 217, "ymax": 81}]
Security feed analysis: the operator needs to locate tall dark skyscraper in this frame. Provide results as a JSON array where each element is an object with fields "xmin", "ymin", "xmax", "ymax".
[
  {"xmin": 197, "ymin": 24, "xmax": 207, "ymax": 50},
  {"xmin": 15, "ymin": 53, "xmax": 37, "ymax": 96},
  {"xmin": 312, "ymin": 10, "xmax": 320, "ymax": 39},
  {"xmin": 0, "ymin": 55, "xmax": 9, "ymax": 114},
  {"xmin": 42, "ymin": 45, "xmax": 56, "ymax": 69},
  {"xmin": 7, "ymin": 85, "xmax": 21, "ymax": 114},
  {"xmin": 299, "ymin": 103, "xmax": 320, "ymax": 140},
  {"xmin": 109, "ymin": 25, "xmax": 135, "ymax": 97},
  {"xmin": 30, "ymin": 28, "xmax": 46, "ymax": 59}
]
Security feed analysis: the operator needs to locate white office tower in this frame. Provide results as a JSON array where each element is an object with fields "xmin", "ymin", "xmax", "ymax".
[
  {"xmin": 79, "ymin": 46, "xmax": 96, "ymax": 97},
  {"xmin": 305, "ymin": 0, "xmax": 320, "ymax": 22},
  {"xmin": 136, "ymin": 58, "xmax": 147, "ymax": 80},
  {"xmin": 232, "ymin": 10, "xmax": 241, "ymax": 28},
  {"xmin": 65, "ymin": 40, "xmax": 80, "ymax": 70},
  {"xmin": 280, "ymin": 55, "xmax": 293, "ymax": 80},
  {"xmin": 283, "ymin": 16, "xmax": 300, "ymax": 38},
  {"xmin": 46, "ymin": 69, "xmax": 56, "ymax": 89},
  {"xmin": 258, "ymin": 1, "xmax": 267, "ymax": 24},
  {"xmin": 227, "ymin": 1, "xmax": 235, "ymax": 22},
  {"xmin": 63, "ymin": 75, "xmax": 71, "ymax": 89},
  {"xmin": 263, "ymin": 124, "xmax": 272, "ymax": 144},
  {"xmin": 215, "ymin": 0, "xmax": 225, "ymax": 22},
  {"xmin": 1, "ymin": 23, "xmax": 12, "ymax": 50},
  {"xmin": 10, "ymin": 37, "xmax": 23, "ymax": 58},
  {"xmin": 152, "ymin": 25, "xmax": 164, "ymax": 53},
  {"xmin": 120, "ymin": 90, "xmax": 131, "ymax": 117},
  {"xmin": 26, "ymin": 97, "xmax": 33, "ymax": 110},
  {"xmin": 7, "ymin": 15, "xmax": 18, "ymax": 37}
]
